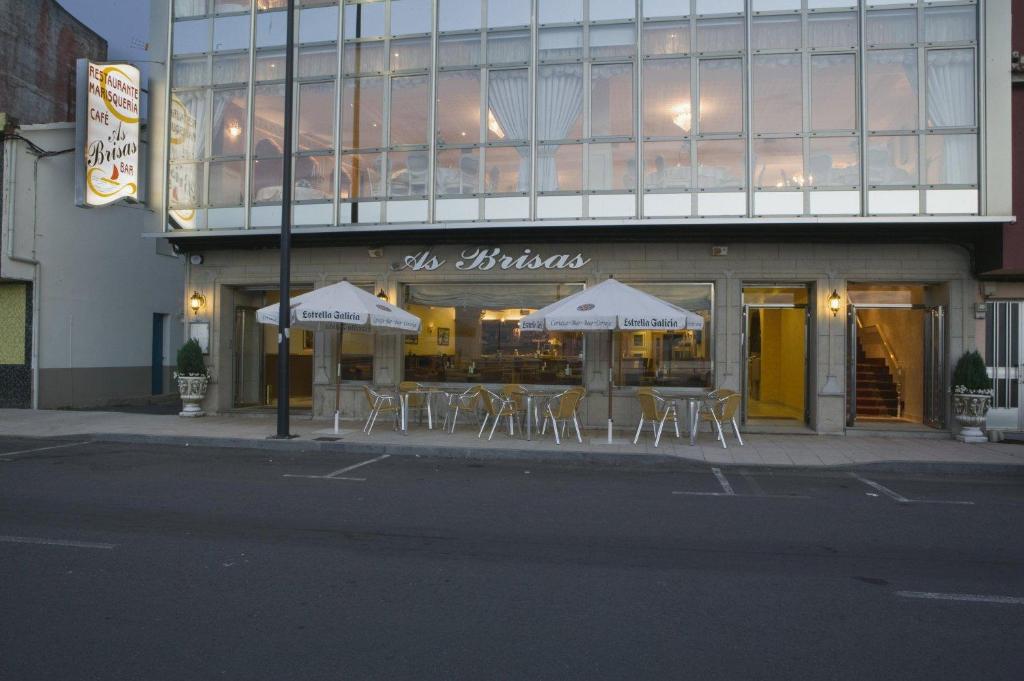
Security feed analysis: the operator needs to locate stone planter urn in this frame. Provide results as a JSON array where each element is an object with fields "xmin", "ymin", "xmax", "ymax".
[
  {"xmin": 176, "ymin": 375, "xmax": 209, "ymax": 417},
  {"xmin": 952, "ymin": 392, "xmax": 991, "ymax": 443}
]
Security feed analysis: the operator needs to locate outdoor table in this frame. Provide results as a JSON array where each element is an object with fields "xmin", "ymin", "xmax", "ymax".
[
  {"xmin": 522, "ymin": 389, "xmax": 561, "ymax": 441},
  {"xmin": 399, "ymin": 386, "xmax": 449, "ymax": 435},
  {"xmin": 681, "ymin": 394, "xmax": 711, "ymax": 446}
]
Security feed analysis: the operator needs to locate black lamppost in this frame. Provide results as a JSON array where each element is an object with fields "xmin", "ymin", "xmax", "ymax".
[{"xmin": 274, "ymin": 0, "xmax": 297, "ymax": 438}]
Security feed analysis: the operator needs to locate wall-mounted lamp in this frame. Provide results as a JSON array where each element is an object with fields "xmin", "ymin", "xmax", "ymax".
[
  {"xmin": 828, "ymin": 289, "xmax": 842, "ymax": 317},
  {"xmin": 376, "ymin": 289, "xmax": 389, "ymax": 302},
  {"xmin": 189, "ymin": 290, "xmax": 206, "ymax": 316}
]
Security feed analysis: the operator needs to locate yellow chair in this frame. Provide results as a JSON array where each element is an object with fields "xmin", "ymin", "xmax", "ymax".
[
  {"xmin": 479, "ymin": 388, "xmax": 519, "ymax": 440},
  {"xmin": 700, "ymin": 392, "xmax": 744, "ymax": 449},
  {"xmin": 362, "ymin": 385, "xmax": 399, "ymax": 434},
  {"xmin": 501, "ymin": 384, "xmax": 530, "ymax": 428},
  {"xmin": 444, "ymin": 386, "xmax": 482, "ymax": 433},
  {"xmin": 399, "ymin": 381, "xmax": 431, "ymax": 427},
  {"xmin": 543, "ymin": 387, "xmax": 586, "ymax": 445},
  {"xmin": 633, "ymin": 387, "xmax": 680, "ymax": 447}
]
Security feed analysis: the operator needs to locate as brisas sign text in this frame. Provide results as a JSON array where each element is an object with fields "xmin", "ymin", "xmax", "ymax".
[{"xmin": 398, "ymin": 248, "xmax": 591, "ymax": 272}]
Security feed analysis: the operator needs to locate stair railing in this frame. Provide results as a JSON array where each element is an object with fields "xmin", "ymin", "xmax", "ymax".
[{"xmin": 855, "ymin": 317, "xmax": 904, "ymax": 418}]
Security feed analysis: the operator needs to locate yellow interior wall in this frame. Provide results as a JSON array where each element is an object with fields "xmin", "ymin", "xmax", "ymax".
[
  {"xmin": 757, "ymin": 308, "xmax": 805, "ymax": 412},
  {"xmin": 406, "ymin": 305, "xmax": 457, "ymax": 356},
  {"xmin": 0, "ymin": 284, "xmax": 27, "ymax": 365}
]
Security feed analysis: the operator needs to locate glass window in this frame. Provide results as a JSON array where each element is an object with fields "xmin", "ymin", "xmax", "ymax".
[
  {"xmin": 589, "ymin": 142, "xmax": 636, "ymax": 191},
  {"xmin": 170, "ymin": 91, "xmax": 208, "ymax": 161},
  {"xmin": 752, "ymin": 15, "xmax": 801, "ymax": 51},
  {"xmin": 488, "ymin": 0, "xmax": 530, "ymax": 28},
  {"xmin": 697, "ymin": 139, "xmax": 745, "ymax": 189},
  {"xmin": 169, "ymin": 162, "xmax": 204, "ymax": 209},
  {"xmin": 590, "ymin": 24, "xmax": 636, "ymax": 59},
  {"xmin": 387, "ymin": 150, "xmax": 430, "ymax": 196},
  {"xmin": 866, "ymin": 10, "xmax": 917, "ymax": 46},
  {"xmin": 173, "ymin": 57, "xmax": 209, "ymax": 87},
  {"xmin": 484, "ymin": 146, "xmax": 531, "ymax": 193},
  {"xmin": 537, "ymin": 144, "xmax": 583, "ymax": 191},
  {"xmin": 752, "ymin": 54, "xmax": 802, "ymax": 134},
  {"xmin": 808, "ymin": 12, "xmax": 857, "ymax": 49},
  {"xmin": 590, "ymin": 0, "xmax": 636, "ymax": 23},
  {"xmin": 539, "ymin": 27, "xmax": 583, "ymax": 61},
  {"xmin": 174, "ymin": 19, "xmax": 211, "ymax": 55},
  {"xmin": 390, "ymin": 37, "xmax": 432, "ymax": 71},
  {"xmin": 695, "ymin": 0, "xmax": 742, "ymax": 13},
  {"xmin": 867, "ymin": 50, "xmax": 918, "ymax": 131},
  {"xmin": 487, "ymin": 31, "xmax": 531, "ymax": 64},
  {"xmin": 616, "ymin": 283, "xmax": 713, "ymax": 389},
  {"xmin": 212, "ymin": 88, "xmax": 248, "ymax": 157},
  {"xmin": 439, "ymin": 0, "xmax": 481, "ymax": 32},
  {"xmin": 925, "ymin": 134, "xmax": 977, "ymax": 185},
  {"xmin": 251, "ymin": 156, "xmax": 284, "ymax": 202},
  {"xmin": 698, "ymin": 58, "xmax": 742, "ymax": 134},
  {"xmin": 390, "ymin": 75, "xmax": 431, "ymax": 145},
  {"xmin": 435, "ymin": 148, "xmax": 481, "ymax": 195},
  {"xmin": 643, "ymin": 21, "xmax": 690, "ymax": 55},
  {"xmin": 255, "ymin": 11, "xmax": 286, "ymax": 48},
  {"xmin": 643, "ymin": 140, "xmax": 691, "ymax": 190},
  {"xmin": 298, "ymin": 44, "xmax": 337, "ymax": 78},
  {"xmin": 643, "ymin": 0, "xmax": 690, "ymax": 19},
  {"xmin": 537, "ymin": 65, "xmax": 584, "ymax": 140},
  {"xmin": 925, "ymin": 5, "xmax": 976, "ymax": 44},
  {"xmin": 810, "ymin": 54, "xmax": 856, "ymax": 131},
  {"xmin": 251, "ymin": 84, "xmax": 285, "ymax": 155},
  {"xmin": 391, "ymin": 0, "xmax": 432, "ymax": 35},
  {"xmin": 208, "ymin": 159, "xmax": 245, "ymax": 206},
  {"xmin": 643, "ymin": 58, "xmax": 691, "ymax": 137},
  {"xmin": 539, "ymin": 0, "xmax": 582, "ymax": 25},
  {"xmin": 344, "ymin": 2, "xmax": 385, "ymax": 38},
  {"xmin": 297, "ymin": 81, "xmax": 336, "ymax": 151},
  {"xmin": 753, "ymin": 138, "xmax": 804, "ymax": 189},
  {"xmin": 438, "ymin": 33, "xmax": 482, "ymax": 67},
  {"xmin": 213, "ymin": 15, "xmax": 249, "ymax": 51},
  {"xmin": 215, "ymin": 0, "xmax": 249, "ymax": 12},
  {"xmin": 257, "ymin": 0, "xmax": 288, "ymax": 8},
  {"xmin": 926, "ymin": 49, "xmax": 975, "ymax": 129},
  {"xmin": 212, "ymin": 53, "xmax": 248, "ymax": 84},
  {"xmin": 175, "ymin": 0, "xmax": 209, "ymax": 19},
  {"xmin": 404, "ymin": 283, "xmax": 586, "ymax": 386},
  {"xmin": 298, "ymin": 6, "xmax": 338, "ymax": 43},
  {"xmin": 867, "ymin": 135, "xmax": 918, "ymax": 186},
  {"xmin": 294, "ymin": 153, "xmax": 335, "ymax": 200},
  {"xmin": 696, "ymin": 17, "xmax": 743, "ymax": 53},
  {"xmin": 488, "ymin": 69, "xmax": 530, "ymax": 142},
  {"xmin": 344, "ymin": 40, "xmax": 385, "ymax": 74},
  {"xmin": 809, "ymin": 137, "xmax": 860, "ymax": 188},
  {"xmin": 752, "ymin": 0, "xmax": 798, "ymax": 9},
  {"xmin": 591, "ymin": 63, "xmax": 633, "ymax": 138},
  {"xmin": 436, "ymin": 70, "xmax": 482, "ymax": 144},
  {"xmin": 341, "ymin": 76, "xmax": 386, "ymax": 149},
  {"xmin": 340, "ymin": 152, "xmax": 385, "ymax": 198},
  {"xmin": 255, "ymin": 50, "xmax": 285, "ymax": 80}
]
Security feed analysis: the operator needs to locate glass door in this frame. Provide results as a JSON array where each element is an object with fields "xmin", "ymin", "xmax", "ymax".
[
  {"xmin": 233, "ymin": 306, "xmax": 263, "ymax": 407},
  {"xmin": 742, "ymin": 287, "xmax": 810, "ymax": 425},
  {"xmin": 923, "ymin": 306, "xmax": 945, "ymax": 428}
]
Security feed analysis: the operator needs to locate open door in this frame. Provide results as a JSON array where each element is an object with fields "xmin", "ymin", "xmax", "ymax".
[
  {"xmin": 742, "ymin": 287, "xmax": 809, "ymax": 425},
  {"xmin": 923, "ymin": 305, "xmax": 945, "ymax": 428},
  {"xmin": 233, "ymin": 306, "xmax": 263, "ymax": 407},
  {"xmin": 847, "ymin": 304, "xmax": 857, "ymax": 427}
]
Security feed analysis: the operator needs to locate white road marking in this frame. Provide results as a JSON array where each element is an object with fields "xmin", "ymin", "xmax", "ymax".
[
  {"xmin": 672, "ymin": 491, "xmax": 811, "ymax": 499},
  {"xmin": 850, "ymin": 473, "xmax": 974, "ymax": 505},
  {"xmin": 896, "ymin": 591, "xmax": 1024, "ymax": 605},
  {"xmin": 0, "ymin": 535, "xmax": 114, "ymax": 550},
  {"xmin": 283, "ymin": 454, "xmax": 391, "ymax": 481},
  {"xmin": 0, "ymin": 441, "xmax": 91, "ymax": 458},
  {"xmin": 711, "ymin": 467, "xmax": 735, "ymax": 495}
]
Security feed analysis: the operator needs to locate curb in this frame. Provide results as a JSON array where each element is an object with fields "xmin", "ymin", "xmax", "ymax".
[{"xmin": 51, "ymin": 431, "xmax": 1024, "ymax": 477}]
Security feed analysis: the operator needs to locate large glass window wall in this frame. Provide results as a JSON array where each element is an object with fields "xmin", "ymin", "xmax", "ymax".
[{"xmin": 168, "ymin": 0, "xmax": 981, "ymax": 230}]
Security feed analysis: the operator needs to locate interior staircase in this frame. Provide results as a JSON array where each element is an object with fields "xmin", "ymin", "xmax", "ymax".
[{"xmin": 855, "ymin": 339, "xmax": 900, "ymax": 417}]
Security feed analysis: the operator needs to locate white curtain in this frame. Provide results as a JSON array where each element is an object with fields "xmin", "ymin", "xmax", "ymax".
[
  {"xmin": 174, "ymin": 0, "xmax": 207, "ymax": 19},
  {"xmin": 926, "ymin": 49, "xmax": 975, "ymax": 184},
  {"xmin": 536, "ymin": 65, "xmax": 583, "ymax": 191},
  {"xmin": 487, "ymin": 69, "xmax": 531, "ymax": 191}
]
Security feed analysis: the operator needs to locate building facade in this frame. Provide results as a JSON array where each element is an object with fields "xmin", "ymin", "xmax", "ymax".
[{"xmin": 146, "ymin": 0, "xmax": 1015, "ymax": 435}]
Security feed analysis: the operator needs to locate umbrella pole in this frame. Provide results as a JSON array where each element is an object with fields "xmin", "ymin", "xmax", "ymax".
[
  {"xmin": 607, "ymin": 329, "xmax": 613, "ymax": 444},
  {"xmin": 334, "ymin": 325, "xmax": 343, "ymax": 433}
]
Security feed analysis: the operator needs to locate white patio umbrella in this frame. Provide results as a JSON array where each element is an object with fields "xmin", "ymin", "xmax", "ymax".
[
  {"xmin": 256, "ymin": 281, "xmax": 421, "ymax": 432},
  {"xmin": 519, "ymin": 278, "xmax": 704, "ymax": 443}
]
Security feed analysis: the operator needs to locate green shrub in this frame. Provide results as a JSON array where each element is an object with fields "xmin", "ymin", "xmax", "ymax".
[
  {"xmin": 176, "ymin": 339, "xmax": 207, "ymax": 377},
  {"xmin": 952, "ymin": 350, "xmax": 991, "ymax": 393}
]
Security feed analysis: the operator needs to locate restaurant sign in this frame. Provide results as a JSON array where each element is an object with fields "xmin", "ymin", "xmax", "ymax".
[
  {"xmin": 75, "ymin": 59, "xmax": 141, "ymax": 207},
  {"xmin": 398, "ymin": 247, "xmax": 590, "ymax": 272}
]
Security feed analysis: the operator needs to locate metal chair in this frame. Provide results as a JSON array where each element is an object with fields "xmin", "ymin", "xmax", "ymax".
[
  {"xmin": 444, "ymin": 386, "xmax": 482, "ymax": 434},
  {"xmin": 700, "ymin": 392, "xmax": 744, "ymax": 449},
  {"xmin": 633, "ymin": 387, "xmax": 680, "ymax": 447},
  {"xmin": 478, "ymin": 388, "xmax": 518, "ymax": 440},
  {"xmin": 362, "ymin": 385, "xmax": 399, "ymax": 434},
  {"xmin": 399, "ymin": 381, "xmax": 431, "ymax": 427},
  {"xmin": 543, "ymin": 387, "xmax": 586, "ymax": 445}
]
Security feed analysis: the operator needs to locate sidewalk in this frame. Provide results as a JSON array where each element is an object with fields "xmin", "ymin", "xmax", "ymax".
[{"xmin": 1, "ymin": 409, "xmax": 1023, "ymax": 474}]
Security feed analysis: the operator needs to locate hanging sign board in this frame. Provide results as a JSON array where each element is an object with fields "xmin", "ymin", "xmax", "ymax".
[{"xmin": 75, "ymin": 59, "xmax": 141, "ymax": 207}]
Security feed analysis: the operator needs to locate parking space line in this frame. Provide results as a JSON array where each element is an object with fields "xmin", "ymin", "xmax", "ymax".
[
  {"xmin": 0, "ymin": 441, "xmax": 92, "ymax": 459},
  {"xmin": 850, "ymin": 473, "xmax": 975, "ymax": 505},
  {"xmin": 284, "ymin": 454, "xmax": 391, "ymax": 481},
  {"xmin": 711, "ymin": 468, "xmax": 735, "ymax": 495},
  {"xmin": 896, "ymin": 591, "xmax": 1024, "ymax": 605},
  {"xmin": 0, "ymin": 535, "xmax": 114, "ymax": 550}
]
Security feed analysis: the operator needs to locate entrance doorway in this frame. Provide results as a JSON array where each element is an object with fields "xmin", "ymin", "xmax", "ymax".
[
  {"xmin": 742, "ymin": 286, "xmax": 810, "ymax": 425},
  {"xmin": 232, "ymin": 287, "xmax": 313, "ymax": 410},
  {"xmin": 846, "ymin": 284, "xmax": 945, "ymax": 428}
]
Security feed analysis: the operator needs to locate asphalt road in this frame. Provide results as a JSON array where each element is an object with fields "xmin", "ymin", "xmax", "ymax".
[{"xmin": 1, "ymin": 436, "xmax": 1023, "ymax": 680}]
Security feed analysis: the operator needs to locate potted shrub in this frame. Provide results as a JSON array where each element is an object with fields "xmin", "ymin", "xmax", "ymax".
[
  {"xmin": 951, "ymin": 350, "xmax": 992, "ymax": 443},
  {"xmin": 175, "ymin": 338, "xmax": 209, "ymax": 417}
]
